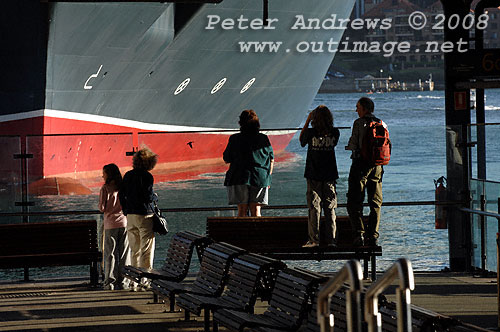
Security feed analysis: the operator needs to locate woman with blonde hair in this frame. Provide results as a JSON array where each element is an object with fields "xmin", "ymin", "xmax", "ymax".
[{"xmin": 118, "ymin": 146, "xmax": 158, "ymax": 290}]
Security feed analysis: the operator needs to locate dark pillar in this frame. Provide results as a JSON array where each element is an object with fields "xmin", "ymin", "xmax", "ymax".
[
  {"xmin": 476, "ymin": 88, "xmax": 486, "ymax": 180},
  {"xmin": 441, "ymin": 0, "xmax": 472, "ymax": 271},
  {"xmin": 474, "ymin": 2, "xmax": 488, "ymax": 180}
]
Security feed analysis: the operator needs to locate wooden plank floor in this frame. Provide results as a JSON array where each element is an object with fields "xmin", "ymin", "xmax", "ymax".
[
  {"xmin": 384, "ymin": 272, "xmax": 498, "ymax": 330},
  {"xmin": 0, "ymin": 272, "xmax": 497, "ymax": 331},
  {"xmin": 0, "ymin": 277, "xmax": 195, "ymax": 331}
]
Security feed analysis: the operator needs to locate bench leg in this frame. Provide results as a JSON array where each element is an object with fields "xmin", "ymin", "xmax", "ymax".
[
  {"xmin": 24, "ymin": 267, "xmax": 30, "ymax": 282},
  {"xmin": 204, "ymin": 309, "xmax": 211, "ymax": 332},
  {"xmin": 213, "ymin": 321, "xmax": 219, "ymax": 332},
  {"xmin": 363, "ymin": 258, "xmax": 369, "ymax": 279},
  {"xmin": 153, "ymin": 293, "xmax": 159, "ymax": 303},
  {"xmin": 371, "ymin": 255, "xmax": 377, "ymax": 281},
  {"xmin": 185, "ymin": 309, "xmax": 191, "ymax": 321},
  {"xmin": 90, "ymin": 262, "xmax": 99, "ymax": 286},
  {"xmin": 169, "ymin": 293, "xmax": 176, "ymax": 312}
]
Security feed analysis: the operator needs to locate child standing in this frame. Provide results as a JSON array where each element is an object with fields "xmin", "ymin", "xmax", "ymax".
[{"xmin": 99, "ymin": 163, "xmax": 130, "ymax": 290}]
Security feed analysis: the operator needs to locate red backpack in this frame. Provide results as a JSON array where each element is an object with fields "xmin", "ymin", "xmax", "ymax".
[{"xmin": 361, "ymin": 118, "xmax": 391, "ymax": 166}]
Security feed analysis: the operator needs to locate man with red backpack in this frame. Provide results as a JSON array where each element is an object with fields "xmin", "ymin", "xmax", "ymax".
[{"xmin": 345, "ymin": 97, "xmax": 390, "ymax": 247}]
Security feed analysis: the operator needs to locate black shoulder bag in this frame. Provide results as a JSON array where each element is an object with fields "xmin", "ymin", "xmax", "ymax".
[{"xmin": 150, "ymin": 201, "xmax": 169, "ymax": 235}]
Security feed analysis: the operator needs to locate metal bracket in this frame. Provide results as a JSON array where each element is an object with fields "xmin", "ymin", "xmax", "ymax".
[
  {"xmin": 13, "ymin": 153, "xmax": 34, "ymax": 159},
  {"xmin": 126, "ymin": 147, "xmax": 137, "ymax": 156},
  {"xmin": 15, "ymin": 202, "xmax": 35, "ymax": 207},
  {"xmin": 456, "ymin": 141, "xmax": 476, "ymax": 148}
]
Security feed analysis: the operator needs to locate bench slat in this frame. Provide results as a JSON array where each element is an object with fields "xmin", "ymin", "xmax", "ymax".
[
  {"xmin": 177, "ymin": 253, "xmax": 285, "ymax": 332},
  {"xmin": 123, "ymin": 231, "xmax": 212, "ymax": 284},
  {"xmin": 214, "ymin": 267, "xmax": 327, "ymax": 332},
  {"xmin": 151, "ymin": 242, "xmax": 246, "ymax": 312}
]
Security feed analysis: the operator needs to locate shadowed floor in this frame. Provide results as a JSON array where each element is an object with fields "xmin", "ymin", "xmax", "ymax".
[
  {"xmin": 0, "ymin": 272, "xmax": 497, "ymax": 331},
  {"xmin": 0, "ymin": 277, "xmax": 198, "ymax": 331}
]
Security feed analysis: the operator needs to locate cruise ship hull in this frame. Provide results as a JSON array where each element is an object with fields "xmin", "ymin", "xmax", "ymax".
[{"xmin": 0, "ymin": 0, "xmax": 354, "ymax": 188}]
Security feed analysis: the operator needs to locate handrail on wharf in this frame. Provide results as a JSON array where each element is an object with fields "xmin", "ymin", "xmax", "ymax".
[
  {"xmin": 317, "ymin": 260, "xmax": 363, "ymax": 332},
  {"xmin": 460, "ymin": 197, "xmax": 500, "ymax": 275},
  {"xmin": 0, "ymin": 199, "xmax": 461, "ymax": 218},
  {"xmin": 365, "ymin": 258, "xmax": 415, "ymax": 332}
]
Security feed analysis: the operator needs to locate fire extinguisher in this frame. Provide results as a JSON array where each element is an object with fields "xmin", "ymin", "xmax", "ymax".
[{"xmin": 434, "ymin": 176, "xmax": 447, "ymax": 229}]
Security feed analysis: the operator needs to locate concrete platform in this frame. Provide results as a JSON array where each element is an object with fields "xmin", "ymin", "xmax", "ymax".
[{"xmin": 0, "ymin": 272, "xmax": 497, "ymax": 331}]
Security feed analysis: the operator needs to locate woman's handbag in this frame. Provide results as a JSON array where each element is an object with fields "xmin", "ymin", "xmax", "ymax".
[{"xmin": 150, "ymin": 201, "xmax": 169, "ymax": 235}]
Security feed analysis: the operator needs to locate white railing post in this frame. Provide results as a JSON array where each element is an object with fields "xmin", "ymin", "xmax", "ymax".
[
  {"xmin": 365, "ymin": 258, "xmax": 415, "ymax": 332},
  {"xmin": 317, "ymin": 260, "xmax": 363, "ymax": 332}
]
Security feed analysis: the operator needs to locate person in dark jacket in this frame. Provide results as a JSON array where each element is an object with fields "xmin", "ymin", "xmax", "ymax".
[
  {"xmin": 118, "ymin": 146, "xmax": 157, "ymax": 290},
  {"xmin": 223, "ymin": 110, "xmax": 274, "ymax": 217},
  {"xmin": 300, "ymin": 105, "xmax": 340, "ymax": 247}
]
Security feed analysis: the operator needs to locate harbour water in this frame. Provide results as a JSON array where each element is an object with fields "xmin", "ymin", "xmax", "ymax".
[
  {"xmin": 3, "ymin": 90, "xmax": 500, "ymax": 280},
  {"xmin": 155, "ymin": 89, "xmax": 500, "ymax": 272}
]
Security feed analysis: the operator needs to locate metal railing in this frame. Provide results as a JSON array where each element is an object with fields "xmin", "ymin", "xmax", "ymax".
[
  {"xmin": 365, "ymin": 258, "xmax": 415, "ymax": 332},
  {"xmin": 0, "ymin": 200, "xmax": 461, "ymax": 218},
  {"xmin": 462, "ymin": 204, "xmax": 500, "ymax": 330},
  {"xmin": 317, "ymin": 260, "xmax": 363, "ymax": 332},
  {"xmin": 460, "ymin": 197, "xmax": 500, "ymax": 274}
]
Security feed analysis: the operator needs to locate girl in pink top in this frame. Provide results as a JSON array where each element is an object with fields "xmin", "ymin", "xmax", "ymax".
[{"xmin": 99, "ymin": 163, "xmax": 130, "ymax": 290}]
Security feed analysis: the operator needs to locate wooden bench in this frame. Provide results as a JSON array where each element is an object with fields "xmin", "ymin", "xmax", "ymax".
[
  {"xmin": 176, "ymin": 253, "xmax": 286, "ymax": 332},
  {"xmin": 123, "ymin": 231, "xmax": 212, "ymax": 283},
  {"xmin": 246, "ymin": 283, "xmax": 353, "ymax": 332},
  {"xmin": 123, "ymin": 231, "xmax": 213, "ymax": 302},
  {"xmin": 0, "ymin": 220, "xmax": 102, "ymax": 285},
  {"xmin": 213, "ymin": 267, "xmax": 328, "ymax": 332},
  {"xmin": 151, "ymin": 242, "xmax": 246, "ymax": 312},
  {"xmin": 249, "ymin": 282, "xmax": 491, "ymax": 332},
  {"xmin": 206, "ymin": 216, "xmax": 382, "ymax": 280}
]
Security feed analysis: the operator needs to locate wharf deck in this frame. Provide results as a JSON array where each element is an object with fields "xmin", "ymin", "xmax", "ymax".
[{"xmin": 0, "ymin": 272, "xmax": 497, "ymax": 331}]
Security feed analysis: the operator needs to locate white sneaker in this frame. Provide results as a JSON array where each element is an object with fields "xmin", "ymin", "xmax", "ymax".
[
  {"xmin": 140, "ymin": 279, "xmax": 151, "ymax": 290},
  {"xmin": 302, "ymin": 241, "xmax": 319, "ymax": 248},
  {"xmin": 103, "ymin": 284, "xmax": 114, "ymax": 291}
]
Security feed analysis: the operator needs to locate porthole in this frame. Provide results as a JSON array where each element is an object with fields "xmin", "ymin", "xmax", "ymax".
[
  {"xmin": 240, "ymin": 78, "xmax": 256, "ymax": 94},
  {"xmin": 211, "ymin": 78, "xmax": 227, "ymax": 94},
  {"xmin": 174, "ymin": 78, "xmax": 191, "ymax": 95}
]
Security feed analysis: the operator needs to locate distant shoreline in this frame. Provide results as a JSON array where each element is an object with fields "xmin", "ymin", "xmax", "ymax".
[{"xmin": 318, "ymin": 77, "xmax": 444, "ymax": 93}]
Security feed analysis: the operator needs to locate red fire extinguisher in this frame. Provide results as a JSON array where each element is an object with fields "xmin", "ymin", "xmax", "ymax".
[{"xmin": 434, "ymin": 176, "xmax": 447, "ymax": 229}]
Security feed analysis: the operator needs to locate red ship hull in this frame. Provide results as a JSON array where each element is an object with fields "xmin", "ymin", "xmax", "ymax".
[{"xmin": 1, "ymin": 114, "xmax": 295, "ymax": 191}]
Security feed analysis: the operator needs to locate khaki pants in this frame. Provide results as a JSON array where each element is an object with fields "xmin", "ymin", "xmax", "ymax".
[
  {"xmin": 306, "ymin": 179, "xmax": 337, "ymax": 245},
  {"xmin": 346, "ymin": 160, "xmax": 383, "ymax": 240},
  {"xmin": 126, "ymin": 214, "xmax": 155, "ymax": 270}
]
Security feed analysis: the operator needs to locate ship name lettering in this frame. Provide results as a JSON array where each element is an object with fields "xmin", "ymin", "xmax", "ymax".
[{"xmin": 205, "ymin": 14, "xmax": 278, "ymax": 30}]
